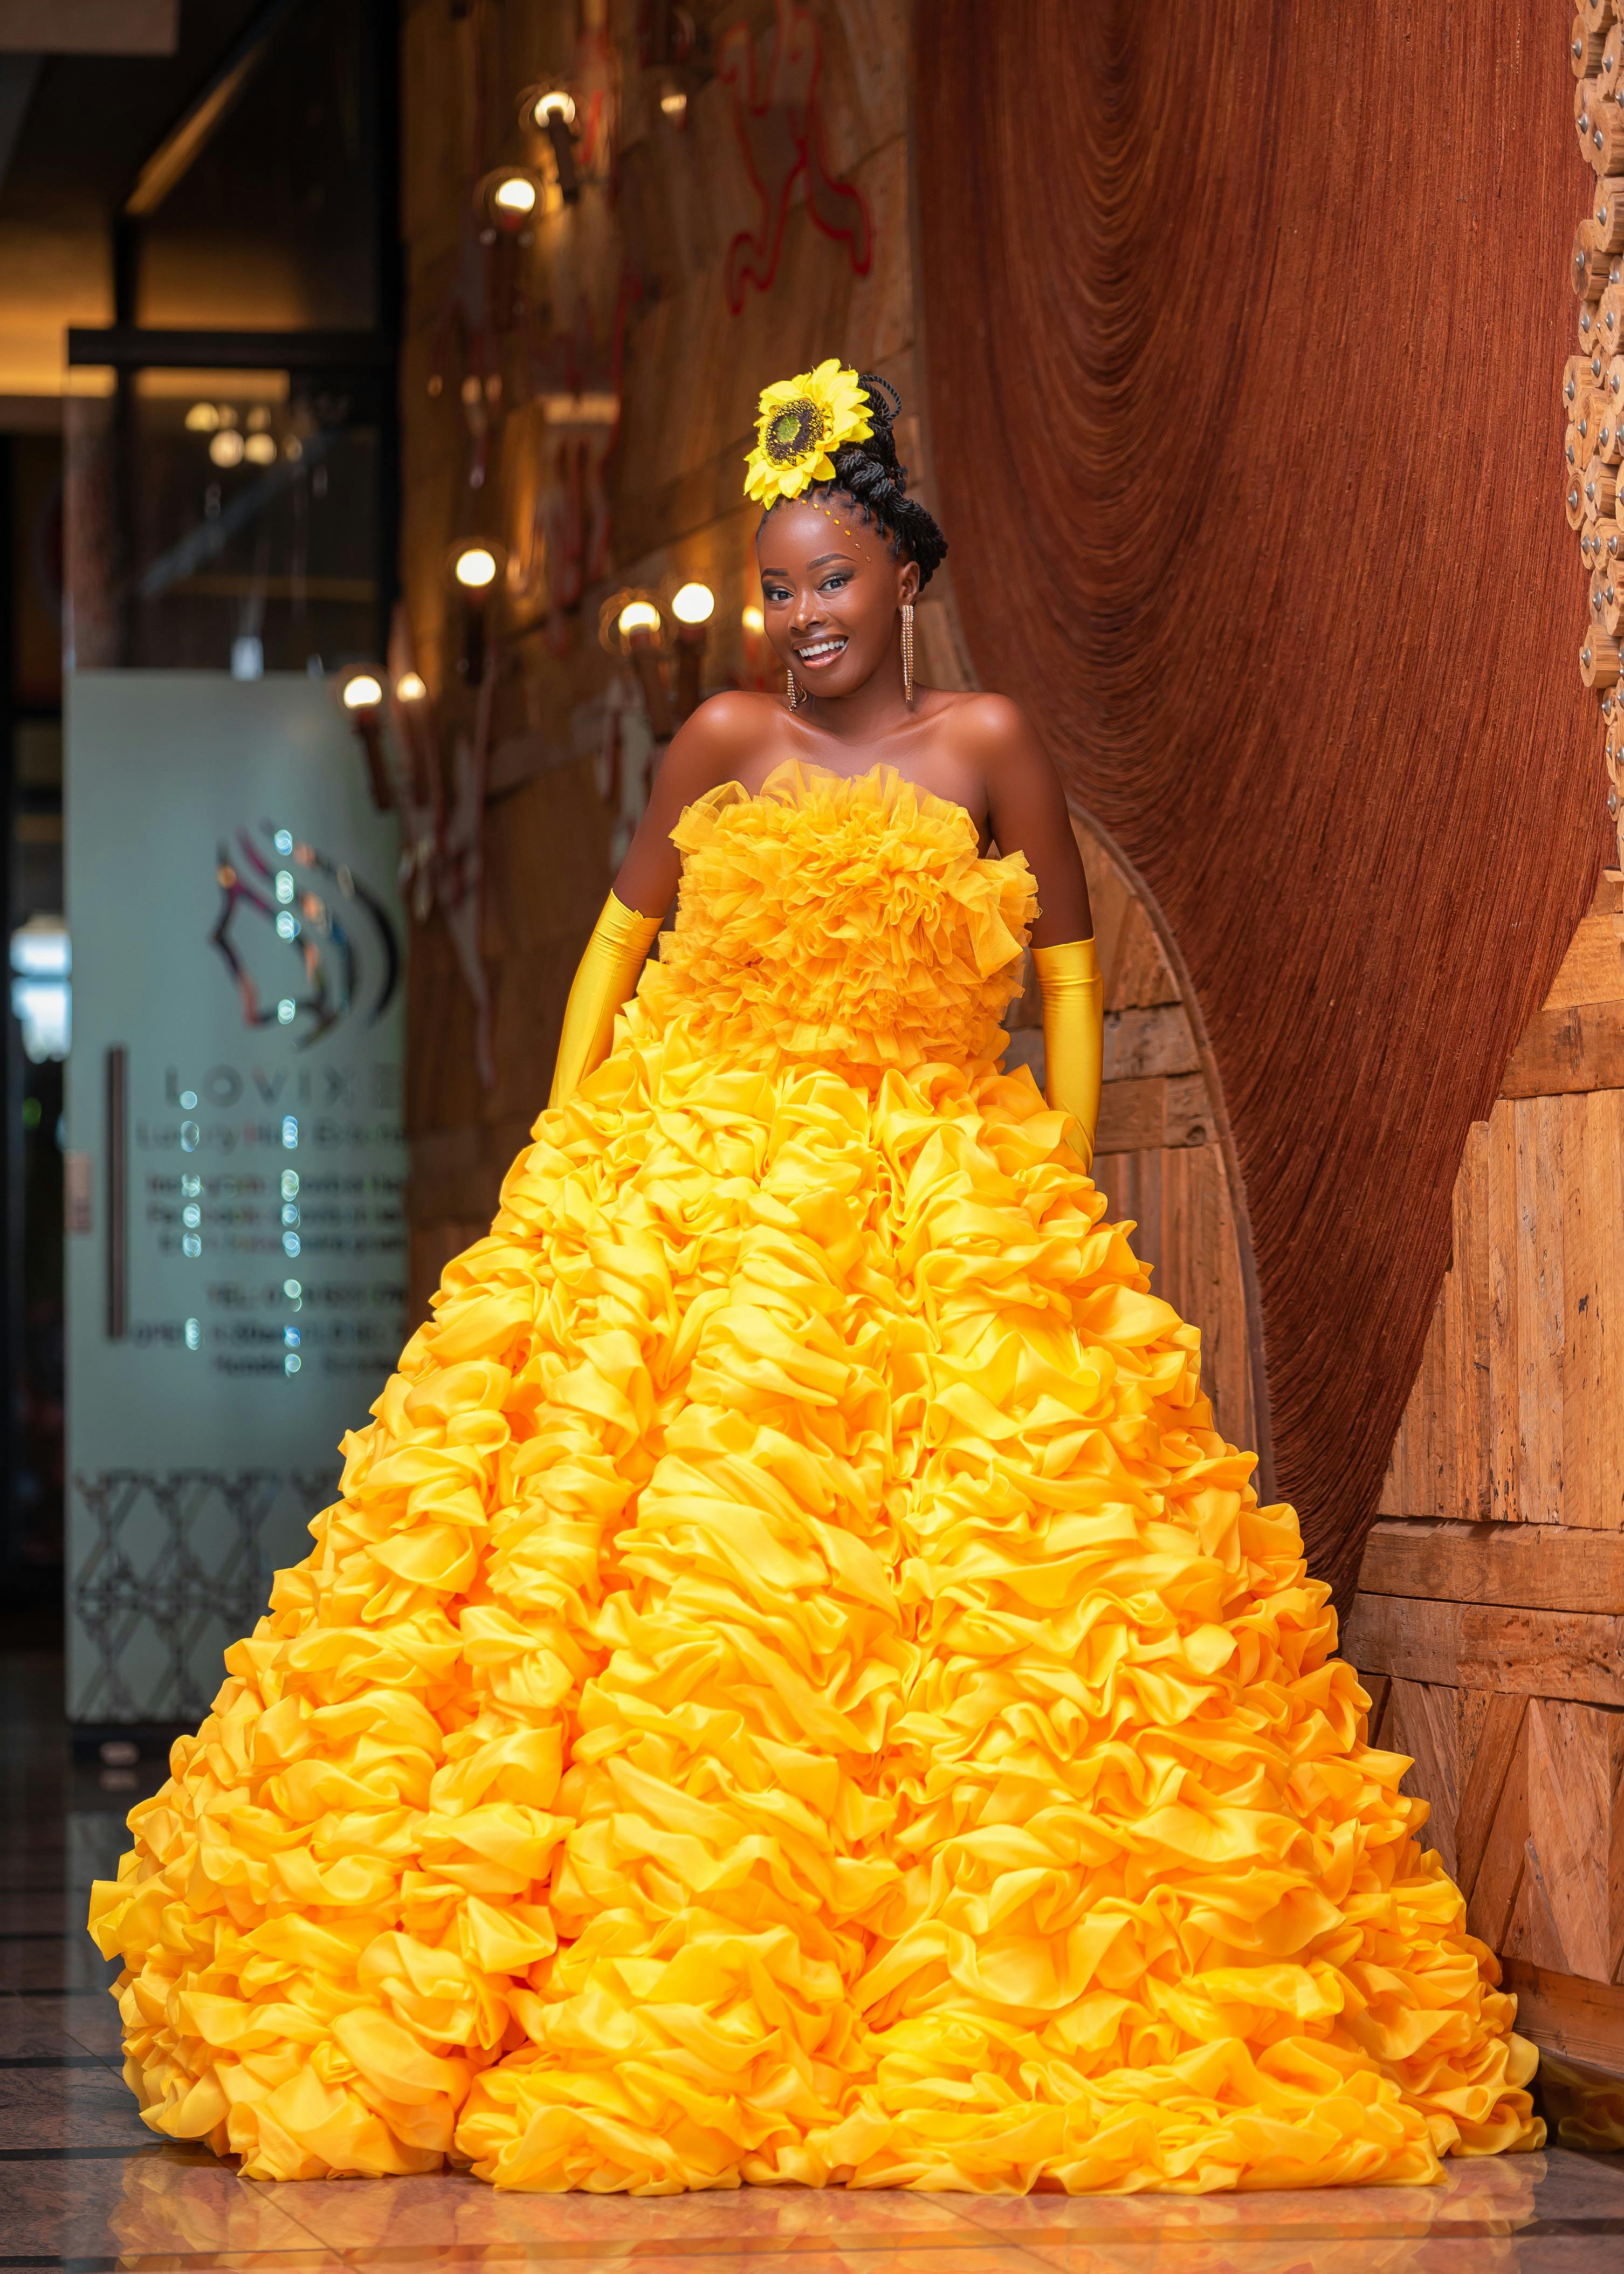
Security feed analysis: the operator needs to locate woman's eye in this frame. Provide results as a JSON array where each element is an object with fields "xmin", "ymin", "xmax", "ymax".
[{"xmin": 822, "ymin": 574, "xmax": 849, "ymax": 591}]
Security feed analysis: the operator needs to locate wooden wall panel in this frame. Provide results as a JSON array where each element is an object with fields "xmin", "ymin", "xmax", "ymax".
[
  {"xmin": 1354, "ymin": 869, "xmax": 1624, "ymax": 2111},
  {"xmin": 916, "ymin": 1, "xmax": 1604, "ymax": 1607},
  {"xmin": 1378, "ymin": 880, "xmax": 1624, "ymax": 1531}
]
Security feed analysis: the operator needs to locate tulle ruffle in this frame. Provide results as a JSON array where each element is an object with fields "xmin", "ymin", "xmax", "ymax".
[{"xmin": 89, "ymin": 761, "xmax": 1540, "ymax": 2192}]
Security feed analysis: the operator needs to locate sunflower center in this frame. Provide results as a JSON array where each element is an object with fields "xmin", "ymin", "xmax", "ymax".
[{"xmin": 762, "ymin": 397, "xmax": 824, "ymax": 465}]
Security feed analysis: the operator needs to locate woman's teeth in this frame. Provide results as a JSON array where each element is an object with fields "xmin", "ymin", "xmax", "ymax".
[{"xmin": 796, "ymin": 637, "xmax": 848, "ymax": 665}]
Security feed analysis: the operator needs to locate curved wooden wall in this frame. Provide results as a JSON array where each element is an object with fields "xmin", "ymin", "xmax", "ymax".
[{"xmin": 916, "ymin": 0, "xmax": 1603, "ymax": 1605}]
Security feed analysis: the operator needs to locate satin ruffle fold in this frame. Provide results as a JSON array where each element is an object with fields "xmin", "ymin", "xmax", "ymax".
[{"xmin": 89, "ymin": 764, "xmax": 1541, "ymax": 2191}]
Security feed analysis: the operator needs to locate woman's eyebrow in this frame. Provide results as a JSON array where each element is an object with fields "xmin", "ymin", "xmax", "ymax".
[{"xmin": 759, "ymin": 552, "xmax": 858, "ymax": 578}]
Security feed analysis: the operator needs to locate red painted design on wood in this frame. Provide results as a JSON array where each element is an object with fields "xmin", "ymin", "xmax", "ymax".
[{"xmin": 719, "ymin": 0, "xmax": 871, "ymax": 315}]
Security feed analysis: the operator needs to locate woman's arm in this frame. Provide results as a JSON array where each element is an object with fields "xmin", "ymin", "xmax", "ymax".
[
  {"xmin": 972, "ymin": 696, "xmax": 1092, "ymax": 947},
  {"xmin": 969, "ymin": 698, "xmax": 1103, "ymax": 1163},
  {"xmin": 550, "ymin": 695, "xmax": 777, "ymax": 1106},
  {"xmin": 611, "ymin": 692, "xmax": 775, "ymax": 917}
]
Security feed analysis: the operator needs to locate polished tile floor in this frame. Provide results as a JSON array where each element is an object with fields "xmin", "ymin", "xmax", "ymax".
[{"xmin": 5, "ymin": 1646, "xmax": 1622, "ymax": 2273}]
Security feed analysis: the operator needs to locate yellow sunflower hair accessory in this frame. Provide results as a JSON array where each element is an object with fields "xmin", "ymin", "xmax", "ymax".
[{"xmin": 744, "ymin": 359, "xmax": 873, "ymax": 506}]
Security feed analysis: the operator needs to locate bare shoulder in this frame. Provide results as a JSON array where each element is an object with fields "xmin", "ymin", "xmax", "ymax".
[
  {"xmin": 653, "ymin": 689, "xmax": 782, "ymax": 801},
  {"xmin": 931, "ymin": 689, "xmax": 1050, "ymax": 773},
  {"xmin": 940, "ymin": 690, "xmax": 1041, "ymax": 740}
]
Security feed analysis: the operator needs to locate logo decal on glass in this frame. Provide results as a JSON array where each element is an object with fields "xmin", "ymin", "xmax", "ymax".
[{"xmin": 210, "ymin": 823, "xmax": 400, "ymax": 1044}]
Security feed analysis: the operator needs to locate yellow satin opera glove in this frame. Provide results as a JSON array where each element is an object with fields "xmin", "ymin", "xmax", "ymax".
[
  {"xmin": 548, "ymin": 891, "xmax": 664, "ymax": 1108},
  {"xmin": 1033, "ymin": 936, "xmax": 1103, "ymax": 1168}
]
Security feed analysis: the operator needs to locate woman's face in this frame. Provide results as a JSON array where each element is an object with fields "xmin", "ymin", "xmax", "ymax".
[{"xmin": 756, "ymin": 496, "xmax": 920, "ymax": 698}]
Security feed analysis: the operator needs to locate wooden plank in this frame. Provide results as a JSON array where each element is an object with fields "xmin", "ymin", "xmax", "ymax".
[
  {"xmin": 1456, "ymin": 1691, "xmax": 1528, "ymax": 1900},
  {"xmin": 1454, "ymin": 1119, "xmax": 1494, "ymax": 1524},
  {"xmin": 1502, "ymin": 1960, "xmax": 1624, "ymax": 2070},
  {"xmin": 1514, "ymin": 1096, "xmax": 1564, "ymax": 1525},
  {"xmin": 1384, "ymin": 1679, "xmax": 1458, "ymax": 1878},
  {"xmin": 1526, "ymin": 1699, "xmax": 1624, "ymax": 1983},
  {"xmin": 1102, "ymin": 1005, "xmax": 1199, "ymax": 1082},
  {"xmin": 1356, "ymin": 1519, "xmax": 1624, "ymax": 1612},
  {"xmin": 1344, "ymin": 1591, "xmax": 1624, "ymax": 1707},
  {"xmin": 1594, "ymin": 1091, "xmax": 1624, "ymax": 1535},
  {"xmin": 1485, "ymin": 1102, "xmax": 1521, "ymax": 1520},
  {"xmin": 1095, "ymin": 1073, "xmax": 1212, "ymax": 1153},
  {"xmin": 1564, "ymin": 1090, "xmax": 1601, "ymax": 1537},
  {"xmin": 1103, "ymin": 900, "xmax": 1180, "ymax": 1013},
  {"xmin": 1465, "ymin": 1714, "xmax": 1529, "ymax": 1954},
  {"xmin": 1500, "ymin": 1003, "xmax": 1624, "ymax": 1097},
  {"xmin": 1531, "ymin": 899, "xmax": 1624, "ymax": 1014}
]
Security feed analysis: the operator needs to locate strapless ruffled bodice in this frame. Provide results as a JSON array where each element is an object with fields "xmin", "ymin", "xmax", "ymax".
[{"xmin": 643, "ymin": 762, "xmax": 1035, "ymax": 1076}]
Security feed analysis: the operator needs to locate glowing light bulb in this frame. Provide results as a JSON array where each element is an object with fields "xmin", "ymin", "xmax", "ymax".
[
  {"xmin": 185, "ymin": 402, "xmax": 219, "ymax": 432},
  {"xmin": 660, "ymin": 90, "xmax": 687, "ymax": 119},
  {"xmin": 671, "ymin": 581, "xmax": 715, "ymax": 626},
  {"xmin": 343, "ymin": 674, "xmax": 384, "ymax": 710},
  {"xmin": 617, "ymin": 600, "xmax": 661, "ymax": 638},
  {"xmin": 209, "ymin": 429, "xmax": 245, "ymax": 468},
  {"xmin": 492, "ymin": 173, "xmax": 537, "ymax": 216},
  {"xmin": 533, "ymin": 90, "xmax": 576, "ymax": 125},
  {"xmin": 396, "ymin": 672, "xmax": 428, "ymax": 702},
  {"xmin": 741, "ymin": 604, "xmax": 765, "ymax": 636},
  {"xmin": 453, "ymin": 545, "xmax": 498, "ymax": 590},
  {"xmin": 243, "ymin": 432, "xmax": 277, "ymax": 464}
]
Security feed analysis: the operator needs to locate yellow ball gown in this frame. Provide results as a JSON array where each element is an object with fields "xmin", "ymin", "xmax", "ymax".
[{"xmin": 90, "ymin": 762, "xmax": 1540, "ymax": 2193}]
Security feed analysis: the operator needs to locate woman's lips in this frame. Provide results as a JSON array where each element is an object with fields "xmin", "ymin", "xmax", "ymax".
[{"xmin": 794, "ymin": 636, "xmax": 849, "ymax": 668}]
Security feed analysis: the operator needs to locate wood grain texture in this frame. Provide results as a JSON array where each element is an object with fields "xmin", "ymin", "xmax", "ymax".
[
  {"xmin": 1346, "ymin": 1592, "xmax": 1624, "ymax": 1707},
  {"xmin": 1359, "ymin": 1517, "xmax": 1624, "ymax": 1612},
  {"xmin": 1378, "ymin": 1057, "xmax": 1624, "ymax": 1531},
  {"xmin": 915, "ymin": 1, "xmax": 1604, "ymax": 1607},
  {"xmin": 1503, "ymin": 1961, "xmax": 1624, "ymax": 2065}
]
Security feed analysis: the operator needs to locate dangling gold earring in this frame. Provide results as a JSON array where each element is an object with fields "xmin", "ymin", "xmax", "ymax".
[
  {"xmin": 902, "ymin": 600, "xmax": 916, "ymax": 706},
  {"xmin": 786, "ymin": 668, "xmax": 800, "ymax": 711}
]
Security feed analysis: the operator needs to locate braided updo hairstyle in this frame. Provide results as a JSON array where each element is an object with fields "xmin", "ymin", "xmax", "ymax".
[{"xmin": 764, "ymin": 373, "xmax": 948, "ymax": 587}]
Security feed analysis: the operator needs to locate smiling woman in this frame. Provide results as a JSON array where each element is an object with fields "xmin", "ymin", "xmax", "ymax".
[{"xmin": 90, "ymin": 362, "xmax": 1540, "ymax": 2196}]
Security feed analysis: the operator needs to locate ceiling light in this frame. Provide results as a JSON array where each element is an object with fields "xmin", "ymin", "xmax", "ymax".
[
  {"xmin": 492, "ymin": 173, "xmax": 537, "ymax": 215},
  {"xmin": 209, "ymin": 430, "xmax": 245, "ymax": 467},
  {"xmin": 342, "ymin": 674, "xmax": 384, "ymax": 710},
  {"xmin": 617, "ymin": 599, "xmax": 662, "ymax": 637},
  {"xmin": 396, "ymin": 672, "xmax": 428, "ymax": 702},
  {"xmin": 243, "ymin": 432, "xmax": 277, "ymax": 465},
  {"xmin": 184, "ymin": 402, "xmax": 219, "ymax": 432}
]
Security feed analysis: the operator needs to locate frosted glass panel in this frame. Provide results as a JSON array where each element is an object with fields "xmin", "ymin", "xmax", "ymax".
[{"xmin": 65, "ymin": 674, "xmax": 407, "ymax": 1724}]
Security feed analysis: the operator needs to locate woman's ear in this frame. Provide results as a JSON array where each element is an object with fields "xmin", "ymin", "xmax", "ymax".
[{"xmin": 898, "ymin": 559, "xmax": 921, "ymax": 606}]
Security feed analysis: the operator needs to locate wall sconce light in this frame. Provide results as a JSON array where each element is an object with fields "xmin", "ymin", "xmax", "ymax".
[
  {"xmin": 395, "ymin": 671, "xmax": 428, "ymax": 703},
  {"xmin": 448, "ymin": 539, "xmax": 507, "ymax": 678},
  {"xmin": 451, "ymin": 540, "xmax": 503, "ymax": 592},
  {"xmin": 600, "ymin": 590, "xmax": 672, "ymax": 736},
  {"xmin": 338, "ymin": 670, "xmax": 393, "ymax": 810},
  {"xmin": 520, "ymin": 84, "xmax": 580, "ymax": 204},
  {"xmin": 670, "ymin": 580, "xmax": 714, "ymax": 719},
  {"xmin": 341, "ymin": 671, "xmax": 385, "ymax": 713},
  {"xmin": 476, "ymin": 167, "xmax": 541, "ymax": 243}
]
